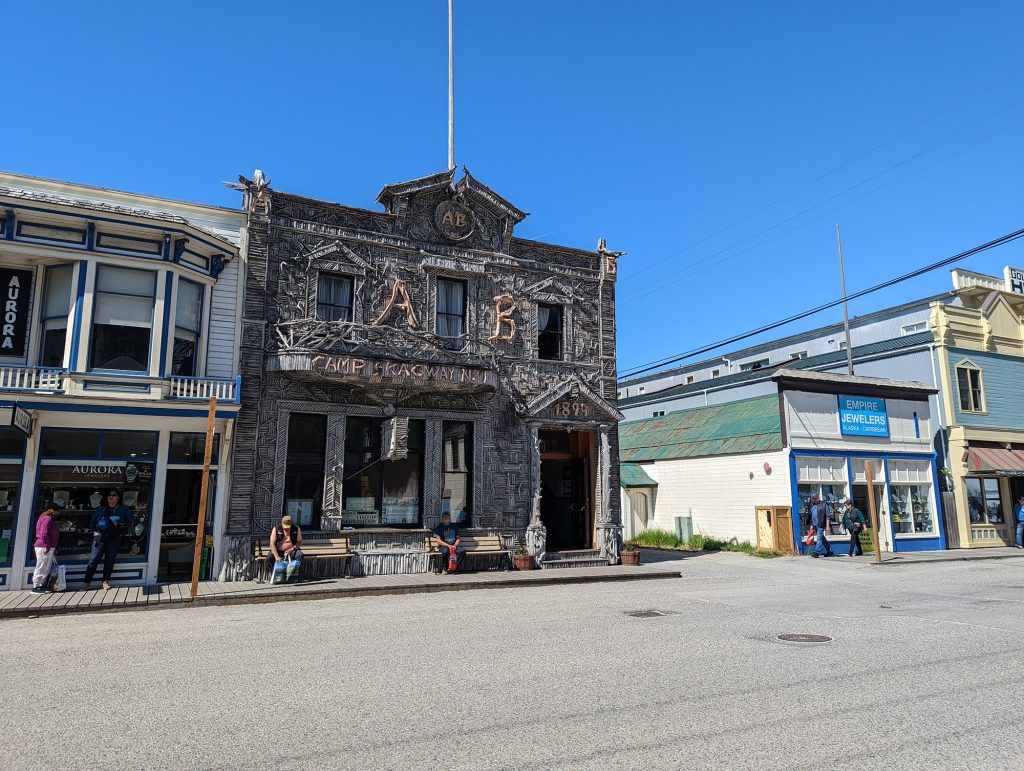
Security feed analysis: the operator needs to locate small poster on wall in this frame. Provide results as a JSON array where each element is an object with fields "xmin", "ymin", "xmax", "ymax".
[{"xmin": 285, "ymin": 499, "xmax": 313, "ymax": 526}]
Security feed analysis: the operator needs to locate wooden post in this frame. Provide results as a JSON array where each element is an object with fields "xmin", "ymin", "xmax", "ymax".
[
  {"xmin": 190, "ymin": 395, "xmax": 217, "ymax": 599},
  {"xmin": 865, "ymin": 460, "xmax": 882, "ymax": 564}
]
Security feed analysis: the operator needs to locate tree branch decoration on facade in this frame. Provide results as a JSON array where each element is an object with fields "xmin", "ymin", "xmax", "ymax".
[
  {"xmin": 372, "ymin": 278, "xmax": 419, "ymax": 328},
  {"xmin": 488, "ymin": 294, "xmax": 518, "ymax": 342}
]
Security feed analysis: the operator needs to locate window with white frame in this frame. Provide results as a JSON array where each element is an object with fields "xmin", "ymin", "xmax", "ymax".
[
  {"xmin": 901, "ymin": 322, "xmax": 927, "ymax": 336},
  {"xmin": 790, "ymin": 351, "xmax": 808, "ymax": 360},
  {"xmin": 38, "ymin": 264, "xmax": 73, "ymax": 367},
  {"xmin": 796, "ymin": 456, "xmax": 848, "ymax": 535},
  {"xmin": 316, "ymin": 274, "xmax": 354, "ymax": 322},
  {"xmin": 652, "ymin": 410, "xmax": 665, "ymax": 417},
  {"xmin": 171, "ymin": 278, "xmax": 203, "ymax": 377},
  {"xmin": 710, "ymin": 369, "xmax": 720, "ymax": 378},
  {"xmin": 740, "ymin": 358, "xmax": 769, "ymax": 372},
  {"xmin": 955, "ymin": 362, "xmax": 985, "ymax": 413},
  {"xmin": 888, "ymin": 460, "xmax": 936, "ymax": 535},
  {"xmin": 685, "ymin": 375, "xmax": 694, "ymax": 384},
  {"xmin": 89, "ymin": 265, "xmax": 156, "ymax": 372}
]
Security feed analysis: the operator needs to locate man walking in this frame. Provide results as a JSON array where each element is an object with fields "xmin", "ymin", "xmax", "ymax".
[
  {"xmin": 810, "ymin": 494, "xmax": 832, "ymax": 558},
  {"xmin": 842, "ymin": 499, "xmax": 867, "ymax": 557},
  {"xmin": 1015, "ymin": 494, "xmax": 1024, "ymax": 549}
]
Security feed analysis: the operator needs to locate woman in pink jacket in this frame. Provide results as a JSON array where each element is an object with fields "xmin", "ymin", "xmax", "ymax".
[{"xmin": 31, "ymin": 508, "xmax": 61, "ymax": 594}]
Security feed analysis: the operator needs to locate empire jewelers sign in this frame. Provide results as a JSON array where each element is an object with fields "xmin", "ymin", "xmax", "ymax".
[
  {"xmin": 838, "ymin": 395, "xmax": 890, "ymax": 437},
  {"xmin": 0, "ymin": 268, "xmax": 33, "ymax": 357}
]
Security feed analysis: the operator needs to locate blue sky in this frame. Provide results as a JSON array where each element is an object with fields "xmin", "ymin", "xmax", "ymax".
[{"xmin": 3, "ymin": 1, "xmax": 1023, "ymax": 375}]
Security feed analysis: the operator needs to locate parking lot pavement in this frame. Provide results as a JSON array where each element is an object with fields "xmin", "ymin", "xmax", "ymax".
[{"xmin": 1, "ymin": 551, "xmax": 1021, "ymax": 770}]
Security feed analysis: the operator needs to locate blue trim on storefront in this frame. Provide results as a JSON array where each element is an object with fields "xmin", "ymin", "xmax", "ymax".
[{"xmin": 789, "ymin": 448, "xmax": 945, "ymax": 554}]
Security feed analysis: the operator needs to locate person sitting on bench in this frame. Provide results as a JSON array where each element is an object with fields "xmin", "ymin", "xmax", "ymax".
[
  {"xmin": 432, "ymin": 512, "xmax": 466, "ymax": 573},
  {"xmin": 269, "ymin": 515, "xmax": 303, "ymax": 574}
]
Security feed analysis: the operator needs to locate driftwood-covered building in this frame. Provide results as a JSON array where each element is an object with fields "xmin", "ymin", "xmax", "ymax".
[{"xmin": 223, "ymin": 168, "xmax": 623, "ymax": 577}]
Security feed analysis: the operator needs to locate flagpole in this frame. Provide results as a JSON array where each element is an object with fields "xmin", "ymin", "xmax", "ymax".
[{"xmin": 448, "ymin": 0, "xmax": 455, "ymax": 169}]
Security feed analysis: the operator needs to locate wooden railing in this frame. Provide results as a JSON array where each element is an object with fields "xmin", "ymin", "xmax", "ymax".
[
  {"xmin": 0, "ymin": 366, "xmax": 66, "ymax": 392},
  {"xmin": 167, "ymin": 375, "xmax": 239, "ymax": 403}
]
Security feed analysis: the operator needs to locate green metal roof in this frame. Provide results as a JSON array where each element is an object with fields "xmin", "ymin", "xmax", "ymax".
[
  {"xmin": 618, "ymin": 395, "xmax": 782, "ymax": 462},
  {"xmin": 620, "ymin": 462, "xmax": 657, "ymax": 487}
]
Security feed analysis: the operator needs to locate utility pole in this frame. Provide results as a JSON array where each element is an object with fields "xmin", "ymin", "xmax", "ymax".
[
  {"xmin": 189, "ymin": 394, "xmax": 217, "ymax": 598},
  {"xmin": 448, "ymin": 0, "xmax": 455, "ymax": 169},
  {"xmin": 836, "ymin": 223, "xmax": 854, "ymax": 375}
]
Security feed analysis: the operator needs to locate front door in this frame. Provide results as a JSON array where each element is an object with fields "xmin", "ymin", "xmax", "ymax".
[
  {"xmin": 852, "ymin": 458, "xmax": 891, "ymax": 552},
  {"xmin": 539, "ymin": 430, "xmax": 594, "ymax": 551},
  {"xmin": 158, "ymin": 469, "xmax": 215, "ymax": 582}
]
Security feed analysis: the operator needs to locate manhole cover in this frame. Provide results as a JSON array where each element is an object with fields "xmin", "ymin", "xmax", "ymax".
[
  {"xmin": 778, "ymin": 633, "xmax": 832, "ymax": 643},
  {"xmin": 625, "ymin": 610, "xmax": 667, "ymax": 618}
]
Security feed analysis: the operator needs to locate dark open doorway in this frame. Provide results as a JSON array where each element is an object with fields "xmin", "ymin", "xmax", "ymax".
[{"xmin": 539, "ymin": 429, "xmax": 594, "ymax": 550}]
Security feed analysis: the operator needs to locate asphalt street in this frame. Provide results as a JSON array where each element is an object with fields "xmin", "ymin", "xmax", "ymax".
[{"xmin": 1, "ymin": 551, "xmax": 1022, "ymax": 770}]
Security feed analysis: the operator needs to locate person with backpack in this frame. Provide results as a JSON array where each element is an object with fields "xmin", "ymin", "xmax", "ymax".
[
  {"xmin": 842, "ymin": 498, "xmax": 867, "ymax": 557},
  {"xmin": 269, "ymin": 514, "xmax": 303, "ymax": 581},
  {"xmin": 31, "ymin": 507, "xmax": 61, "ymax": 595},
  {"xmin": 809, "ymin": 494, "xmax": 833, "ymax": 558},
  {"xmin": 83, "ymin": 489, "xmax": 134, "ymax": 590}
]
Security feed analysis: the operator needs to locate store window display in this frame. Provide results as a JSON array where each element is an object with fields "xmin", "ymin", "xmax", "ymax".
[
  {"xmin": 0, "ymin": 428, "xmax": 27, "ymax": 565},
  {"xmin": 35, "ymin": 429, "xmax": 157, "ymax": 561},
  {"xmin": 888, "ymin": 460, "xmax": 936, "ymax": 535},
  {"xmin": 796, "ymin": 456, "xmax": 848, "ymax": 535}
]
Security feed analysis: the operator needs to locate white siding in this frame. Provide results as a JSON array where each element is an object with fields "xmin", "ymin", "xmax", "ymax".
[
  {"xmin": 206, "ymin": 257, "xmax": 239, "ymax": 378},
  {"xmin": 784, "ymin": 390, "xmax": 933, "ymax": 454},
  {"xmin": 635, "ymin": 449, "xmax": 792, "ymax": 544}
]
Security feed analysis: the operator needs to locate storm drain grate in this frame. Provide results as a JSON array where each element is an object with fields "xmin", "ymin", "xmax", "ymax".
[
  {"xmin": 778, "ymin": 633, "xmax": 832, "ymax": 643},
  {"xmin": 625, "ymin": 610, "xmax": 667, "ymax": 618}
]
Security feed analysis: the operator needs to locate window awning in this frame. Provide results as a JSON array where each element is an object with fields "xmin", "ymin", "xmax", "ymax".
[{"xmin": 967, "ymin": 446, "xmax": 1024, "ymax": 475}]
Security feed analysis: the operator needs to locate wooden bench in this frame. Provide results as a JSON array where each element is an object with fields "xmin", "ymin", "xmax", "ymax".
[
  {"xmin": 254, "ymin": 537, "xmax": 352, "ymax": 582},
  {"xmin": 426, "ymin": 534, "xmax": 513, "ymax": 572}
]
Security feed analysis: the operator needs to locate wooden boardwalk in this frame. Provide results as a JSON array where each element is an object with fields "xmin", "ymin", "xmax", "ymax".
[{"xmin": 0, "ymin": 563, "xmax": 681, "ymax": 620}]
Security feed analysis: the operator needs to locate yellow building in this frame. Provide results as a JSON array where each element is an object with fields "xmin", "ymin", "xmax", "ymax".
[{"xmin": 931, "ymin": 267, "xmax": 1024, "ymax": 547}]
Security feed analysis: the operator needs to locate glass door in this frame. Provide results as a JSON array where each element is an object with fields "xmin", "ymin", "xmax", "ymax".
[
  {"xmin": 158, "ymin": 469, "xmax": 215, "ymax": 582},
  {"xmin": 852, "ymin": 459, "xmax": 890, "ymax": 552}
]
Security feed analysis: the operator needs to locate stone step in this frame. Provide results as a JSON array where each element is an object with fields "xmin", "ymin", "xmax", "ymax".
[
  {"xmin": 540, "ymin": 556, "xmax": 610, "ymax": 569},
  {"xmin": 544, "ymin": 549, "xmax": 603, "ymax": 561}
]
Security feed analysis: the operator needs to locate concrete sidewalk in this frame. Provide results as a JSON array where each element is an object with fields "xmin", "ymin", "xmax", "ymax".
[
  {"xmin": 0, "ymin": 561, "xmax": 682, "ymax": 620},
  {"xmin": 812, "ymin": 546, "xmax": 1024, "ymax": 565}
]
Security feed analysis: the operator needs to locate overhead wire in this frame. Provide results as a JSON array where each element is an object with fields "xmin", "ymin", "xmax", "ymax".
[
  {"xmin": 617, "ymin": 227, "xmax": 1024, "ymax": 381},
  {"xmin": 626, "ymin": 64, "xmax": 1024, "ymax": 282}
]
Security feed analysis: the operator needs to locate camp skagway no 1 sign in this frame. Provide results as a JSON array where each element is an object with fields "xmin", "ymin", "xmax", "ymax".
[{"xmin": 0, "ymin": 268, "xmax": 32, "ymax": 357}]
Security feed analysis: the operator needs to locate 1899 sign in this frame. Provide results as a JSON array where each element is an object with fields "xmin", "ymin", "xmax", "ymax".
[{"xmin": 550, "ymin": 399, "xmax": 590, "ymax": 418}]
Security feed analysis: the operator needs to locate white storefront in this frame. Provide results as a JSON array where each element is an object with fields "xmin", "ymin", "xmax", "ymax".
[{"xmin": 0, "ymin": 172, "xmax": 244, "ymax": 589}]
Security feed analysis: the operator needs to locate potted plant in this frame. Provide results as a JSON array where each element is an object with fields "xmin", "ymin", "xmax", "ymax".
[
  {"xmin": 621, "ymin": 543, "xmax": 641, "ymax": 566},
  {"xmin": 513, "ymin": 548, "xmax": 535, "ymax": 571}
]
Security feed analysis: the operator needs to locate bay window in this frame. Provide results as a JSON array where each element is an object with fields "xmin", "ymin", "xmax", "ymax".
[
  {"xmin": 89, "ymin": 266, "xmax": 156, "ymax": 372},
  {"xmin": 172, "ymin": 278, "xmax": 203, "ymax": 376},
  {"xmin": 38, "ymin": 264, "xmax": 73, "ymax": 367}
]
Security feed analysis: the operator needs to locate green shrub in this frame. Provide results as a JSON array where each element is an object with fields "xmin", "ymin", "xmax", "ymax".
[{"xmin": 626, "ymin": 529, "xmax": 778, "ymax": 558}]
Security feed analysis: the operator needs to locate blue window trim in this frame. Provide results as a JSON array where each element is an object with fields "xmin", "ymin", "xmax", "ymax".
[
  {"xmin": 172, "ymin": 276, "xmax": 204, "ymax": 377},
  {"xmin": 16, "ymin": 220, "xmax": 87, "ymax": 245},
  {"xmin": 0, "ymin": 441, "xmax": 29, "ymax": 568},
  {"xmin": 158, "ymin": 273, "xmax": 174, "ymax": 378},
  {"xmin": 0, "ymin": 399, "xmax": 239, "ymax": 418},
  {"xmin": 168, "ymin": 431, "xmax": 221, "ymax": 468},
  {"xmin": 67, "ymin": 262, "xmax": 89, "ymax": 371},
  {"xmin": 37, "ymin": 264, "xmax": 74, "ymax": 367},
  {"xmin": 88, "ymin": 264, "xmax": 158, "ymax": 375}
]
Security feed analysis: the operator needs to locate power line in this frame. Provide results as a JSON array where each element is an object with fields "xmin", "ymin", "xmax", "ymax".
[
  {"xmin": 617, "ymin": 227, "xmax": 1024, "ymax": 380},
  {"xmin": 618, "ymin": 97, "xmax": 1024, "ymax": 305},
  {"xmin": 627, "ymin": 64, "xmax": 1024, "ymax": 283}
]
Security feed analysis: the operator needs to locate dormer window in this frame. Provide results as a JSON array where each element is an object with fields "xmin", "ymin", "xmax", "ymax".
[
  {"xmin": 316, "ymin": 274, "xmax": 354, "ymax": 322},
  {"xmin": 538, "ymin": 303, "xmax": 563, "ymax": 360}
]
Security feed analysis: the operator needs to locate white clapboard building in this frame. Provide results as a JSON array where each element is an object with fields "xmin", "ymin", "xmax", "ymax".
[{"xmin": 0, "ymin": 171, "xmax": 244, "ymax": 589}]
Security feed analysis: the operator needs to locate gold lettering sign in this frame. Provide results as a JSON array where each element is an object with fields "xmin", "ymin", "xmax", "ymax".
[
  {"xmin": 310, "ymin": 354, "xmax": 494, "ymax": 387},
  {"xmin": 550, "ymin": 399, "xmax": 591, "ymax": 419},
  {"xmin": 372, "ymin": 278, "xmax": 419, "ymax": 328},
  {"xmin": 488, "ymin": 294, "xmax": 518, "ymax": 342}
]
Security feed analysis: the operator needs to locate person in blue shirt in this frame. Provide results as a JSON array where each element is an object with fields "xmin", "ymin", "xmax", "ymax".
[
  {"xmin": 1015, "ymin": 495, "xmax": 1024, "ymax": 549},
  {"xmin": 82, "ymin": 489, "xmax": 134, "ymax": 590},
  {"xmin": 809, "ymin": 494, "xmax": 833, "ymax": 558},
  {"xmin": 432, "ymin": 512, "xmax": 467, "ymax": 573}
]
